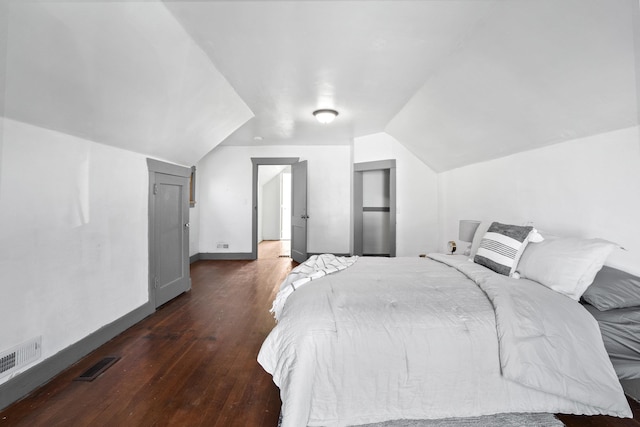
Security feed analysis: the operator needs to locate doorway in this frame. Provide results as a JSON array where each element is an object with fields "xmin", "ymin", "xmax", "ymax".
[
  {"xmin": 257, "ymin": 164, "xmax": 292, "ymax": 259},
  {"xmin": 353, "ymin": 159, "xmax": 396, "ymax": 257},
  {"xmin": 251, "ymin": 157, "xmax": 306, "ymax": 261}
]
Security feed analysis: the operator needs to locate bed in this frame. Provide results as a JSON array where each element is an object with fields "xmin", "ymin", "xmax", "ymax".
[
  {"xmin": 581, "ymin": 266, "xmax": 640, "ymax": 381},
  {"xmin": 258, "ymin": 222, "xmax": 634, "ymax": 427}
]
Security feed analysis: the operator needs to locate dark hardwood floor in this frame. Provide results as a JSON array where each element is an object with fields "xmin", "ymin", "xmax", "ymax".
[{"xmin": 1, "ymin": 240, "xmax": 639, "ymax": 426}]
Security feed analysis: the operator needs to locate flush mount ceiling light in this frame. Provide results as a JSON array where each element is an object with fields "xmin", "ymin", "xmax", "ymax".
[{"xmin": 313, "ymin": 109, "xmax": 339, "ymax": 124}]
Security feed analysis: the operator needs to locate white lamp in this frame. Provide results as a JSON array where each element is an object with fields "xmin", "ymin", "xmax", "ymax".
[
  {"xmin": 459, "ymin": 220, "xmax": 481, "ymax": 256},
  {"xmin": 313, "ymin": 109, "xmax": 339, "ymax": 124}
]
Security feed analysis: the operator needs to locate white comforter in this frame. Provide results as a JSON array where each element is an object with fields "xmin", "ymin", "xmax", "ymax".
[
  {"xmin": 270, "ymin": 254, "xmax": 359, "ymax": 320},
  {"xmin": 258, "ymin": 255, "xmax": 631, "ymax": 427}
]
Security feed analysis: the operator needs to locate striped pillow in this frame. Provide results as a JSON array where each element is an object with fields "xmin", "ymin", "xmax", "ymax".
[{"xmin": 474, "ymin": 222, "xmax": 534, "ymax": 276}]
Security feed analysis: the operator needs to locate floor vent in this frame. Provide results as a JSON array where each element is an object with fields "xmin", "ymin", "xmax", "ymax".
[
  {"xmin": 0, "ymin": 336, "xmax": 42, "ymax": 380},
  {"xmin": 74, "ymin": 356, "xmax": 120, "ymax": 382}
]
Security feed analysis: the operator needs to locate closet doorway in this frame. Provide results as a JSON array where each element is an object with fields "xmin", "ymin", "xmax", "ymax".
[
  {"xmin": 257, "ymin": 164, "xmax": 292, "ymax": 259},
  {"xmin": 353, "ymin": 160, "xmax": 396, "ymax": 257}
]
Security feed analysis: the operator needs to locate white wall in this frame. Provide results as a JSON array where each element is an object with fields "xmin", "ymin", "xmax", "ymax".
[
  {"xmin": 189, "ymin": 200, "xmax": 200, "ymax": 258},
  {"xmin": 281, "ymin": 171, "xmax": 291, "ymax": 240},
  {"xmin": 353, "ymin": 132, "xmax": 440, "ymax": 256},
  {"xmin": 439, "ymin": 126, "xmax": 640, "ymax": 275},
  {"xmin": 261, "ymin": 173, "xmax": 281, "ymax": 241},
  {"xmin": 197, "ymin": 145, "xmax": 351, "ymax": 255},
  {"xmin": 0, "ymin": 0, "xmax": 6, "ymax": 120},
  {"xmin": 257, "ymin": 172, "xmax": 263, "ymax": 242},
  {"xmin": 0, "ymin": 118, "xmax": 149, "ymax": 385}
]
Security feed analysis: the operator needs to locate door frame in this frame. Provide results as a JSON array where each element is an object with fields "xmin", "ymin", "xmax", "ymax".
[
  {"xmin": 147, "ymin": 159, "xmax": 192, "ymax": 308},
  {"xmin": 353, "ymin": 159, "xmax": 396, "ymax": 257},
  {"xmin": 251, "ymin": 157, "xmax": 299, "ymax": 260},
  {"xmin": 290, "ymin": 160, "xmax": 308, "ymax": 263}
]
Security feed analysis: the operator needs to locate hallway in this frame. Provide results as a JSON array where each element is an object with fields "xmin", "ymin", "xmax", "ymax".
[{"xmin": 257, "ymin": 240, "xmax": 291, "ymax": 260}]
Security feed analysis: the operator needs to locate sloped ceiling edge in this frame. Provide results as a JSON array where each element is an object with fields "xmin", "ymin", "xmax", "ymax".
[
  {"xmin": 386, "ymin": 0, "xmax": 639, "ymax": 172},
  {"xmin": 2, "ymin": 1, "xmax": 253, "ymax": 166}
]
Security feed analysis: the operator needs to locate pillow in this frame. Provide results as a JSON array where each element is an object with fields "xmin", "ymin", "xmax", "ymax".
[
  {"xmin": 473, "ymin": 222, "xmax": 534, "ymax": 276},
  {"xmin": 582, "ymin": 266, "xmax": 640, "ymax": 311},
  {"xmin": 469, "ymin": 221, "xmax": 543, "ymax": 260},
  {"xmin": 468, "ymin": 221, "xmax": 492, "ymax": 260},
  {"xmin": 516, "ymin": 237, "xmax": 618, "ymax": 300}
]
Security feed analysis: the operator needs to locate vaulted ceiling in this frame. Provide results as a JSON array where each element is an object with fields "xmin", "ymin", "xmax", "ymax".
[{"xmin": 0, "ymin": 0, "xmax": 638, "ymax": 171}]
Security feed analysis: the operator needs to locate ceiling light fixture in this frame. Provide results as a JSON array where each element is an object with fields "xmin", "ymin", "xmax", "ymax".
[{"xmin": 313, "ymin": 109, "xmax": 339, "ymax": 124}]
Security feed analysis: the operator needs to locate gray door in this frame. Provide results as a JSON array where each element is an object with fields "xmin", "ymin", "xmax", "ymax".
[
  {"xmin": 291, "ymin": 161, "xmax": 308, "ymax": 263},
  {"xmin": 152, "ymin": 173, "xmax": 190, "ymax": 307}
]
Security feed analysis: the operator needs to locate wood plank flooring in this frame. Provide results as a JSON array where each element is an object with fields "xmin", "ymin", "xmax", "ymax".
[{"xmin": 1, "ymin": 240, "xmax": 639, "ymax": 426}]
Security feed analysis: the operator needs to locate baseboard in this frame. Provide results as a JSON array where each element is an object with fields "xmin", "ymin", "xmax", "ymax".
[
  {"xmin": 0, "ymin": 301, "xmax": 155, "ymax": 411},
  {"xmin": 308, "ymin": 252, "xmax": 352, "ymax": 257},
  {"xmin": 198, "ymin": 252, "xmax": 254, "ymax": 260},
  {"xmin": 621, "ymin": 379, "xmax": 640, "ymax": 402},
  {"xmin": 193, "ymin": 252, "xmax": 351, "ymax": 261}
]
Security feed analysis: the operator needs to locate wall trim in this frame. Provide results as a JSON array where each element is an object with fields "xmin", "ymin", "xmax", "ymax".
[
  {"xmin": 0, "ymin": 301, "xmax": 154, "ymax": 411},
  {"xmin": 193, "ymin": 252, "xmax": 351, "ymax": 260},
  {"xmin": 146, "ymin": 158, "xmax": 191, "ymax": 177},
  {"xmin": 354, "ymin": 159, "xmax": 396, "ymax": 172},
  {"xmin": 198, "ymin": 252, "xmax": 254, "ymax": 260},
  {"xmin": 307, "ymin": 252, "xmax": 352, "ymax": 257}
]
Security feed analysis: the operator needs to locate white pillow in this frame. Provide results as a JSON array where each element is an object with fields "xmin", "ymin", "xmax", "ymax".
[{"xmin": 516, "ymin": 237, "xmax": 618, "ymax": 300}]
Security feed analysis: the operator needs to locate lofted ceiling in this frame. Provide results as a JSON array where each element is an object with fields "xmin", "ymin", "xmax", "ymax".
[{"xmin": 0, "ymin": 0, "xmax": 638, "ymax": 171}]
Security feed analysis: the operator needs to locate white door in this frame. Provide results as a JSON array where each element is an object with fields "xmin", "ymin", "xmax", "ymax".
[{"xmin": 291, "ymin": 161, "xmax": 308, "ymax": 263}]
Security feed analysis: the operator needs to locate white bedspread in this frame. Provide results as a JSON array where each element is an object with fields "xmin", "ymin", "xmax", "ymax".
[
  {"xmin": 258, "ymin": 255, "xmax": 631, "ymax": 427},
  {"xmin": 270, "ymin": 253, "xmax": 358, "ymax": 320}
]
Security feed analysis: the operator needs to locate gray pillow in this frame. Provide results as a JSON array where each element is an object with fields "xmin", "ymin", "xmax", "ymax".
[{"xmin": 582, "ymin": 266, "xmax": 640, "ymax": 311}]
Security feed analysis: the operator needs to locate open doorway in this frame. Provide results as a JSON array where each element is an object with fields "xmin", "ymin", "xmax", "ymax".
[
  {"xmin": 354, "ymin": 160, "xmax": 396, "ymax": 257},
  {"xmin": 257, "ymin": 165, "xmax": 292, "ymax": 259}
]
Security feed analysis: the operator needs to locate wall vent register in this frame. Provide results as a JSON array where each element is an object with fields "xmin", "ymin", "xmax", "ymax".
[
  {"xmin": 74, "ymin": 356, "xmax": 120, "ymax": 382},
  {"xmin": 0, "ymin": 336, "xmax": 42, "ymax": 380}
]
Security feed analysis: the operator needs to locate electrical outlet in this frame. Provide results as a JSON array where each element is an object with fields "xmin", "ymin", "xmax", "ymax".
[{"xmin": 217, "ymin": 242, "xmax": 229, "ymax": 249}]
